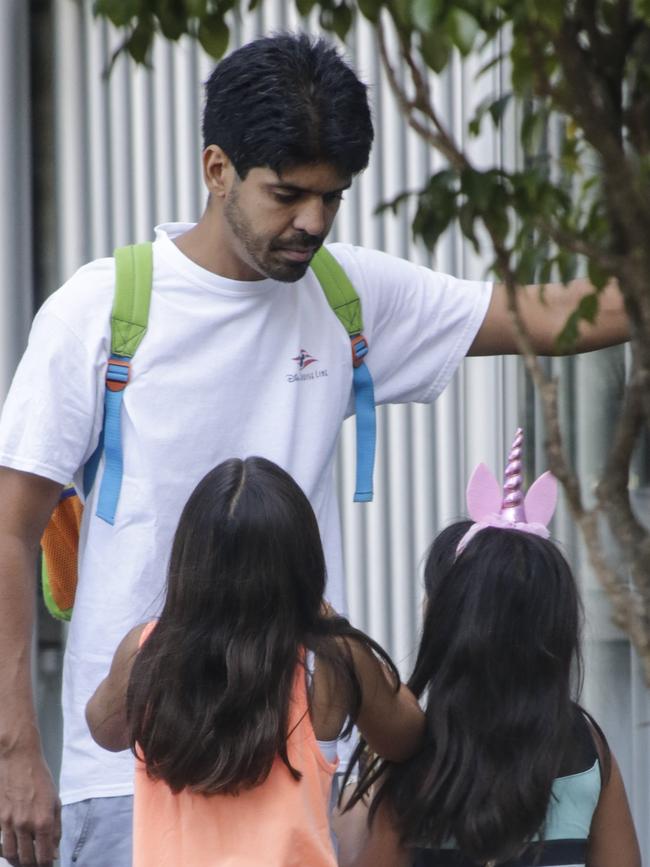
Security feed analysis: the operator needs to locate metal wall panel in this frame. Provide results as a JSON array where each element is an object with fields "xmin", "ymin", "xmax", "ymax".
[
  {"xmin": 0, "ymin": 7, "xmax": 33, "ymax": 865},
  {"xmin": 4, "ymin": 0, "xmax": 644, "ymax": 859},
  {"xmin": 0, "ymin": 0, "xmax": 32, "ymax": 396}
]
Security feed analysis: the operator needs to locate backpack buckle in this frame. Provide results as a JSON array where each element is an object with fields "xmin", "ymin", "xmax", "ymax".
[
  {"xmin": 350, "ymin": 334, "xmax": 369, "ymax": 368},
  {"xmin": 105, "ymin": 358, "xmax": 131, "ymax": 392}
]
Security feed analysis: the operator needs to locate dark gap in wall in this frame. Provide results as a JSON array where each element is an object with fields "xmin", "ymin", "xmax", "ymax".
[
  {"xmin": 29, "ymin": 0, "xmax": 65, "ymax": 790},
  {"xmin": 30, "ymin": 0, "xmax": 59, "ymax": 308}
]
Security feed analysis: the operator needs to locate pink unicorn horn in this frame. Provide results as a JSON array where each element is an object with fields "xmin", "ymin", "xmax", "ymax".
[
  {"xmin": 499, "ymin": 427, "xmax": 527, "ymax": 523},
  {"xmin": 457, "ymin": 427, "xmax": 559, "ymax": 555}
]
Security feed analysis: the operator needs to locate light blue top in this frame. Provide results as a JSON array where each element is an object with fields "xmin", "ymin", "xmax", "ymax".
[
  {"xmin": 543, "ymin": 759, "xmax": 601, "ymax": 840},
  {"xmin": 439, "ymin": 755, "xmax": 602, "ymax": 851}
]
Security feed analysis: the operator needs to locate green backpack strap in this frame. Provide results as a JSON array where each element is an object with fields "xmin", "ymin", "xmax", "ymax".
[
  {"xmin": 310, "ymin": 247, "xmax": 363, "ymax": 335},
  {"xmin": 311, "ymin": 247, "xmax": 376, "ymax": 502},
  {"xmin": 92, "ymin": 242, "xmax": 153, "ymax": 524},
  {"xmin": 111, "ymin": 243, "xmax": 153, "ymax": 356}
]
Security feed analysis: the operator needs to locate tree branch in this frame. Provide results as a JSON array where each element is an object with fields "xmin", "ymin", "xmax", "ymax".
[{"xmin": 377, "ymin": 21, "xmax": 469, "ymax": 172}]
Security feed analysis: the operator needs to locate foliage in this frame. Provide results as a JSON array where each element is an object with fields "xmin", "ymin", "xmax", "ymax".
[{"xmin": 91, "ymin": 0, "xmax": 650, "ymax": 680}]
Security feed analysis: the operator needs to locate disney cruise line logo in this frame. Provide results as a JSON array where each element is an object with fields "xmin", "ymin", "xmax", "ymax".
[
  {"xmin": 292, "ymin": 349, "xmax": 317, "ymax": 370},
  {"xmin": 286, "ymin": 348, "xmax": 328, "ymax": 383}
]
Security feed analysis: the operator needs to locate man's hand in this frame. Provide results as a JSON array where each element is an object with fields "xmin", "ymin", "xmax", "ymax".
[
  {"xmin": 469, "ymin": 277, "xmax": 629, "ymax": 356},
  {"xmin": 0, "ymin": 739, "xmax": 61, "ymax": 867}
]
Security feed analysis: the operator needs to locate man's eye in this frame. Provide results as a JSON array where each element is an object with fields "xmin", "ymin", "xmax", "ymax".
[
  {"xmin": 324, "ymin": 193, "xmax": 344, "ymax": 204},
  {"xmin": 274, "ymin": 193, "xmax": 299, "ymax": 203}
]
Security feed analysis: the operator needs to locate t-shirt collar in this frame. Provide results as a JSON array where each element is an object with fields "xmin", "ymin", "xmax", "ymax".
[{"xmin": 154, "ymin": 222, "xmax": 283, "ymax": 296}]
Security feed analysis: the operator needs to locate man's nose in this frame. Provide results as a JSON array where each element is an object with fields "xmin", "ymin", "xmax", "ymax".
[{"xmin": 293, "ymin": 198, "xmax": 327, "ymax": 238}]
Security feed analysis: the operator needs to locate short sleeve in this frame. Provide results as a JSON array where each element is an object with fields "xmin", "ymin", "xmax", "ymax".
[
  {"xmin": 327, "ymin": 244, "xmax": 493, "ymax": 406},
  {"xmin": 0, "ymin": 308, "xmax": 103, "ymax": 484}
]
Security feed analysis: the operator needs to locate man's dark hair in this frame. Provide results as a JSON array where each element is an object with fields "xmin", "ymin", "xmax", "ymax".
[{"xmin": 202, "ymin": 32, "xmax": 374, "ymax": 178}]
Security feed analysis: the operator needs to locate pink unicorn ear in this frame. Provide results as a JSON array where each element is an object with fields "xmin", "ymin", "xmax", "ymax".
[
  {"xmin": 466, "ymin": 463, "xmax": 502, "ymax": 521},
  {"xmin": 524, "ymin": 471, "xmax": 558, "ymax": 526}
]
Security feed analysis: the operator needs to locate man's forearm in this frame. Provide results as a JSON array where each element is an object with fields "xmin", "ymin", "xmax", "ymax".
[
  {"xmin": 557, "ymin": 277, "xmax": 630, "ymax": 354},
  {"xmin": 0, "ymin": 468, "xmax": 64, "ymax": 865},
  {"xmin": 469, "ymin": 277, "xmax": 630, "ymax": 356},
  {"xmin": 0, "ymin": 468, "xmax": 63, "ymax": 747},
  {"xmin": 0, "ymin": 534, "xmax": 41, "ymax": 750}
]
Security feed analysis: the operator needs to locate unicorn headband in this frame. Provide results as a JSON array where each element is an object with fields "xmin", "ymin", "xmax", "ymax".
[{"xmin": 456, "ymin": 428, "xmax": 558, "ymax": 555}]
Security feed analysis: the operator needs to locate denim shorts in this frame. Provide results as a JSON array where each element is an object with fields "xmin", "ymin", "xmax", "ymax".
[{"xmin": 59, "ymin": 796, "xmax": 133, "ymax": 867}]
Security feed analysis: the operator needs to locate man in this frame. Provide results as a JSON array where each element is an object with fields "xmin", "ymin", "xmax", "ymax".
[{"xmin": 0, "ymin": 33, "xmax": 628, "ymax": 867}]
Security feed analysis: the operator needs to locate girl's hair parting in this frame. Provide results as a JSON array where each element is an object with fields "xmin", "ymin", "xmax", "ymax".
[
  {"xmin": 350, "ymin": 521, "xmax": 588, "ymax": 864},
  {"xmin": 127, "ymin": 456, "xmax": 398, "ymax": 795}
]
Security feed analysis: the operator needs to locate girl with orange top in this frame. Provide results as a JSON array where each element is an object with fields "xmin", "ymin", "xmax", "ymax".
[{"xmin": 86, "ymin": 456, "xmax": 424, "ymax": 867}]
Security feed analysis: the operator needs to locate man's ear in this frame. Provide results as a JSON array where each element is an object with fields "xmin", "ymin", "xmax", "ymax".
[{"xmin": 202, "ymin": 145, "xmax": 233, "ymax": 197}]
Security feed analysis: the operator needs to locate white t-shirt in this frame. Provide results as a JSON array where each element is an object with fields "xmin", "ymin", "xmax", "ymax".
[{"xmin": 0, "ymin": 224, "xmax": 492, "ymax": 804}]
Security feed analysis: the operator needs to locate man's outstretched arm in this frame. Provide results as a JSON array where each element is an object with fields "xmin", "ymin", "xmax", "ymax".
[
  {"xmin": 0, "ymin": 467, "xmax": 63, "ymax": 867},
  {"xmin": 469, "ymin": 278, "xmax": 629, "ymax": 356}
]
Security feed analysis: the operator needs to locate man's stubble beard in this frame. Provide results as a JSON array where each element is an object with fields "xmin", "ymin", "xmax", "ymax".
[{"xmin": 223, "ymin": 189, "xmax": 311, "ymax": 283}]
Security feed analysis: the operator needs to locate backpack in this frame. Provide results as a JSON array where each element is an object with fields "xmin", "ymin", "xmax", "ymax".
[{"xmin": 40, "ymin": 242, "xmax": 376, "ymax": 620}]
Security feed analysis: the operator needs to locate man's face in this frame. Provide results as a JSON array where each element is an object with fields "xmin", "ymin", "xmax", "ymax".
[{"xmin": 221, "ymin": 162, "xmax": 351, "ymax": 282}]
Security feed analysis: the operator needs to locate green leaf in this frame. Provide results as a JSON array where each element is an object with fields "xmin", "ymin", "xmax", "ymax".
[
  {"xmin": 411, "ymin": 0, "xmax": 440, "ymax": 32},
  {"xmin": 477, "ymin": 50, "xmax": 505, "ymax": 78},
  {"xmin": 157, "ymin": 0, "xmax": 187, "ymax": 40},
  {"xmin": 332, "ymin": 3, "xmax": 354, "ymax": 40},
  {"xmin": 587, "ymin": 260, "xmax": 609, "ymax": 292},
  {"xmin": 461, "ymin": 168, "xmax": 511, "ymax": 215},
  {"xmin": 420, "ymin": 29, "xmax": 451, "ymax": 72},
  {"xmin": 186, "ymin": 0, "xmax": 208, "ymax": 14},
  {"xmin": 555, "ymin": 290, "xmax": 601, "ymax": 351},
  {"xmin": 576, "ymin": 292, "xmax": 599, "ymax": 324},
  {"xmin": 296, "ymin": 0, "xmax": 317, "ymax": 15},
  {"xmin": 556, "ymin": 249, "xmax": 576, "ymax": 284},
  {"xmin": 391, "ymin": 0, "xmax": 412, "ymax": 30},
  {"xmin": 374, "ymin": 189, "xmax": 414, "ymax": 216},
  {"xmin": 535, "ymin": 0, "xmax": 564, "ymax": 31},
  {"xmin": 448, "ymin": 8, "xmax": 479, "ymax": 55},
  {"xmin": 412, "ymin": 170, "xmax": 459, "ymax": 249},
  {"xmin": 555, "ymin": 309, "xmax": 580, "ymax": 352},
  {"xmin": 357, "ymin": 0, "xmax": 383, "ymax": 22},
  {"xmin": 458, "ymin": 202, "xmax": 481, "ymax": 253},
  {"xmin": 127, "ymin": 21, "xmax": 154, "ymax": 64},
  {"xmin": 521, "ymin": 108, "xmax": 548, "ymax": 154},
  {"xmin": 198, "ymin": 13, "xmax": 230, "ymax": 58},
  {"xmin": 485, "ymin": 204, "xmax": 510, "ymax": 244},
  {"xmin": 510, "ymin": 39, "xmax": 535, "ymax": 94},
  {"xmin": 633, "ymin": 0, "xmax": 650, "ymax": 22},
  {"xmin": 93, "ymin": 0, "xmax": 139, "ymax": 27},
  {"xmin": 489, "ymin": 93, "xmax": 511, "ymax": 126},
  {"xmin": 539, "ymin": 258, "xmax": 554, "ymax": 285},
  {"xmin": 469, "ymin": 93, "xmax": 511, "ymax": 136}
]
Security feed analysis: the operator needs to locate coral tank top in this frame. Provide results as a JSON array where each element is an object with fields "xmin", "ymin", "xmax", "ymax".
[{"xmin": 132, "ymin": 625, "xmax": 338, "ymax": 866}]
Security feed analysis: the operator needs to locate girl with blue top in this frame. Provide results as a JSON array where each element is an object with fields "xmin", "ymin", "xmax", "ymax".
[{"xmin": 344, "ymin": 430, "xmax": 640, "ymax": 867}]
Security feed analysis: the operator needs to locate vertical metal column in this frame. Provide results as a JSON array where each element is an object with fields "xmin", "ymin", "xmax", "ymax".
[
  {"xmin": 0, "ymin": 5, "xmax": 34, "ymax": 865},
  {"xmin": 0, "ymin": 0, "xmax": 33, "ymax": 399}
]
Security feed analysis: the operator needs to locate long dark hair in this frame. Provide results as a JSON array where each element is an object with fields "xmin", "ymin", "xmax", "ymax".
[
  {"xmin": 351, "ymin": 522, "xmax": 584, "ymax": 863},
  {"xmin": 127, "ymin": 456, "xmax": 397, "ymax": 794}
]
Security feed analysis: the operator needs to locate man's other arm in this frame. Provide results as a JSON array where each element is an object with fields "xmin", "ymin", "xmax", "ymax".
[
  {"xmin": 0, "ymin": 467, "xmax": 63, "ymax": 867},
  {"xmin": 469, "ymin": 278, "xmax": 629, "ymax": 356}
]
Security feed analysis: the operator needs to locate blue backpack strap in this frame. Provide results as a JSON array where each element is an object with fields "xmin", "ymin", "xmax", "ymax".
[
  {"xmin": 93, "ymin": 242, "xmax": 153, "ymax": 524},
  {"xmin": 310, "ymin": 248, "xmax": 376, "ymax": 502}
]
